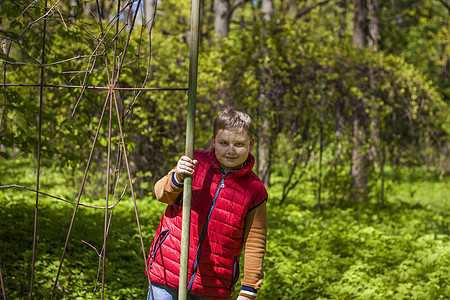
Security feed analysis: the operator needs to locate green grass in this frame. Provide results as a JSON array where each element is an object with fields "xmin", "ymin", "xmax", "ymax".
[
  {"xmin": 261, "ymin": 165, "xmax": 449, "ymax": 299},
  {"xmin": 388, "ymin": 167, "xmax": 449, "ymax": 209},
  {"xmin": 1, "ymin": 157, "xmax": 449, "ymax": 299},
  {"xmin": 0, "ymin": 158, "xmax": 165, "ymax": 299}
]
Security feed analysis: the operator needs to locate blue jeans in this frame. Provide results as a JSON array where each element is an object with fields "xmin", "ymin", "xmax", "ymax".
[{"xmin": 147, "ymin": 283, "xmax": 206, "ymax": 300}]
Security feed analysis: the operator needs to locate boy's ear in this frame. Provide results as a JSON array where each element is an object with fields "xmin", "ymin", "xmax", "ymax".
[
  {"xmin": 211, "ymin": 135, "xmax": 215, "ymax": 145},
  {"xmin": 249, "ymin": 138, "xmax": 255, "ymax": 151}
]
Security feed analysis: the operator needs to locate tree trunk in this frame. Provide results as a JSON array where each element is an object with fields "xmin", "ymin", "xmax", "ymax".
[
  {"xmin": 351, "ymin": 0, "xmax": 369, "ymax": 202},
  {"xmin": 255, "ymin": 0, "xmax": 274, "ymax": 186},
  {"xmin": 213, "ymin": 0, "xmax": 249, "ymax": 37},
  {"xmin": 368, "ymin": 0, "xmax": 379, "ymax": 48},
  {"xmin": 353, "ymin": 0, "xmax": 368, "ymax": 48},
  {"xmin": 351, "ymin": 106, "xmax": 368, "ymax": 202},
  {"xmin": 257, "ymin": 95, "xmax": 271, "ymax": 186},
  {"xmin": 261, "ymin": 0, "xmax": 274, "ymax": 21},
  {"xmin": 368, "ymin": 0, "xmax": 380, "ymax": 167},
  {"xmin": 214, "ymin": 0, "xmax": 230, "ymax": 37}
]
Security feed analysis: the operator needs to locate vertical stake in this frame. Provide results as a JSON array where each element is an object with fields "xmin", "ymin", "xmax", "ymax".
[
  {"xmin": 179, "ymin": 0, "xmax": 201, "ymax": 299},
  {"xmin": 30, "ymin": 1, "xmax": 48, "ymax": 298}
]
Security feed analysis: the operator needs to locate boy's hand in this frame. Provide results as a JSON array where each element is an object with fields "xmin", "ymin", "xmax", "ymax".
[{"xmin": 176, "ymin": 155, "xmax": 198, "ymax": 181}]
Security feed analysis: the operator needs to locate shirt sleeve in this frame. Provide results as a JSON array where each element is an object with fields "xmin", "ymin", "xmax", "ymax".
[
  {"xmin": 153, "ymin": 166, "xmax": 184, "ymax": 205},
  {"xmin": 240, "ymin": 200, "xmax": 268, "ymax": 298}
]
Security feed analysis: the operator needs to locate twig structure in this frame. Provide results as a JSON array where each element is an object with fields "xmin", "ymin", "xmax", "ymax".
[{"xmin": 0, "ymin": 1, "xmax": 194, "ymax": 299}]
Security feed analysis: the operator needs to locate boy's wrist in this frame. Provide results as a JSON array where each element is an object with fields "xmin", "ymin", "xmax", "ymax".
[
  {"xmin": 240, "ymin": 285, "xmax": 257, "ymax": 299},
  {"xmin": 171, "ymin": 172, "xmax": 184, "ymax": 187}
]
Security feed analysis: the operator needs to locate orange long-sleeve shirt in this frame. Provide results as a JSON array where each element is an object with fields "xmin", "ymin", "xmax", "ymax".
[{"xmin": 154, "ymin": 167, "xmax": 268, "ymax": 297}]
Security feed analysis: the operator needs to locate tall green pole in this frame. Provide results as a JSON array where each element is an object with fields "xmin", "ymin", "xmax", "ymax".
[{"xmin": 179, "ymin": 0, "xmax": 201, "ymax": 299}]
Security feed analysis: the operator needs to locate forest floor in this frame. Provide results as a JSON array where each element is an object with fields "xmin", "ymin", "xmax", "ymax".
[{"xmin": 0, "ymin": 158, "xmax": 448, "ymax": 299}]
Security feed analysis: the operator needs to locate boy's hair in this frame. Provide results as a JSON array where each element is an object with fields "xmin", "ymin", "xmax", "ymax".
[{"xmin": 213, "ymin": 107, "xmax": 254, "ymax": 139}]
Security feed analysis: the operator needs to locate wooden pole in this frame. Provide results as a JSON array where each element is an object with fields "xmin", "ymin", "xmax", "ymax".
[{"xmin": 179, "ymin": 0, "xmax": 201, "ymax": 299}]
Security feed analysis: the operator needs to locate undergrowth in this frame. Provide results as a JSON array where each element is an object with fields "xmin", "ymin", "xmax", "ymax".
[{"xmin": 0, "ymin": 158, "xmax": 449, "ymax": 299}]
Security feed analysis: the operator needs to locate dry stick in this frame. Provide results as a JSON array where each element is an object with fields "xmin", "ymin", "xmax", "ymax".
[
  {"xmin": 0, "ymin": 36, "xmax": 41, "ymax": 66},
  {"xmin": 82, "ymin": 240, "xmax": 101, "ymax": 257},
  {"xmin": 0, "ymin": 60, "xmax": 114, "ymax": 85},
  {"xmin": 0, "ymin": 83, "xmax": 187, "ymax": 91},
  {"xmin": 87, "ymin": 1, "xmax": 143, "ymax": 293},
  {"xmin": 133, "ymin": 3, "xmax": 154, "ymax": 99},
  {"xmin": 91, "ymin": 121, "xmax": 126, "ymax": 296},
  {"xmin": 17, "ymin": 0, "xmax": 62, "ymax": 42},
  {"xmin": 41, "ymin": 18, "xmax": 128, "ymax": 69},
  {"xmin": 0, "ymin": 35, "xmax": 12, "ymax": 139},
  {"xmin": 113, "ymin": 0, "xmax": 141, "ymax": 85},
  {"xmin": 101, "ymin": 88, "xmax": 112, "ymax": 300},
  {"xmin": 122, "ymin": 11, "xmax": 145, "ymax": 123},
  {"xmin": 71, "ymin": 45, "xmax": 103, "ymax": 116},
  {"xmin": 91, "ymin": 156, "xmax": 125, "ymax": 299},
  {"xmin": 111, "ymin": 6, "xmax": 153, "ymax": 287},
  {"xmin": 0, "ymin": 259, "xmax": 6, "ymax": 300},
  {"xmin": 121, "ymin": 3, "xmax": 158, "ymax": 299},
  {"xmin": 42, "ymin": 53, "xmax": 105, "ymax": 67},
  {"xmin": 50, "ymin": 92, "xmax": 110, "ymax": 300},
  {"xmin": 88, "ymin": 95, "xmax": 112, "ymax": 300},
  {"xmin": 17, "ymin": 0, "xmax": 38, "ymax": 20},
  {"xmin": 112, "ymin": 0, "xmax": 121, "ymax": 83},
  {"xmin": 109, "ymin": 0, "xmax": 123, "ymax": 217},
  {"xmin": 93, "ymin": 2, "xmax": 110, "ymax": 298},
  {"xmin": 71, "ymin": 20, "xmax": 122, "ymax": 117},
  {"xmin": 0, "ymin": 184, "xmax": 126, "ymax": 209},
  {"xmin": 87, "ymin": 232, "xmax": 109, "ymax": 299},
  {"xmin": 0, "ymin": 59, "xmax": 64, "ymax": 70},
  {"xmin": 96, "ymin": 0, "xmax": 152, "ymax": 293},
  {"xmin": 30, "ymin": 0, "xmax": 48, "ymax": 298},
  {"xmin": 124, "ymin": 0, "xmax": 158, "ymax": 120},
  {"xmin": 2, "ymin": 3, "xmax": 185, "ymax": 299},
  {"xmin": 112, "ymin": 91, "xmax": 152, "ymax": 288},
  {"xmin": 90, "ymin": 206, "xmax": 116, "ymax": 300},
  {"xmin": 5, "ymin": 1, "xmax": 179, "ymax": 297}
]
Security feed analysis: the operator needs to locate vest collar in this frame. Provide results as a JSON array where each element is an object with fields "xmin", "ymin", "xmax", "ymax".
[{"xmin": 207, "ymin": 148, "xmax": 255, "ymax": 177}]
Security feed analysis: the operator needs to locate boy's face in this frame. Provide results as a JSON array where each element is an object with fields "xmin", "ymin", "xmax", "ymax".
[{"xmin": 212, "ymin": 129, "xmax": 254, "ymax": 173}]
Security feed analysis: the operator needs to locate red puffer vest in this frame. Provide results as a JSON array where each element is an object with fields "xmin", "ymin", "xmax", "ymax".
[{"xmin": 146, "ymin": 149, "xmax": 267, "ymax": 299}]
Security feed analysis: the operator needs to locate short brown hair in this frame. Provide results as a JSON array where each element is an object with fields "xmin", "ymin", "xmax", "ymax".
[{"xmin": 213, "ymin": 107, "xmax": 254, "ymax": 139}]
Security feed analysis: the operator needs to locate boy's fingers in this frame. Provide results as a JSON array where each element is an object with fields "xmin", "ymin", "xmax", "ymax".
[
  {"xmin": 177, "ymin": 156, "xmax": 197, "ymax": 178},
  {"xmin": 180, "ymin": 166, "xmax": 194, "ymax": 173},
  {"xmin": 177, "ymin": 162, "xmax": 196, "ymax": 175},
  {"xmin": 181, "ymin": 156, "xmax": 198, "ymax": 164},
  {"xmin": 180, "ymin": 155, "xmax": 193, "ymax": 162}
]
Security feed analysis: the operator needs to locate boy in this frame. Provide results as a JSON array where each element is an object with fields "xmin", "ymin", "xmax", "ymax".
[{"xmin": 147, "ymin": 107, "xmax": 268, "ymax": 300}]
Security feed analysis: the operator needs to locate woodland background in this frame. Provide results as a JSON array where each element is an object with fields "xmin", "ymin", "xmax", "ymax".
[{"xmin": 0, "ymin": 0, "xmax": 449, "ymax": 299}]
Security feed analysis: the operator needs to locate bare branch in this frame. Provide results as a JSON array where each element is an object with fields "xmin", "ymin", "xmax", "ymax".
[
  {"xmin": 0, "ymin": 83, "xmax": 187, "ymax": 91},
  {"xmin": 296, "ymin": 0, "xmax": 331, "ymax": 19},
  {"xmin": 0, "ymin": 184, "xmax": 126, "ymax": 209},
  {"xmin": 0, "ymin": 36, "xmax": 41, "ymax": 66},
  {"xmin": 18, "ymin": 0, "xmax": 63, "ymax": 42}
]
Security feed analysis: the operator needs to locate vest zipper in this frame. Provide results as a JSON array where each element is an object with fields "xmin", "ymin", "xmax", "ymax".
[{"xmin": 187, "ymin": 172, "xmax": 226, "ymax": 291}]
